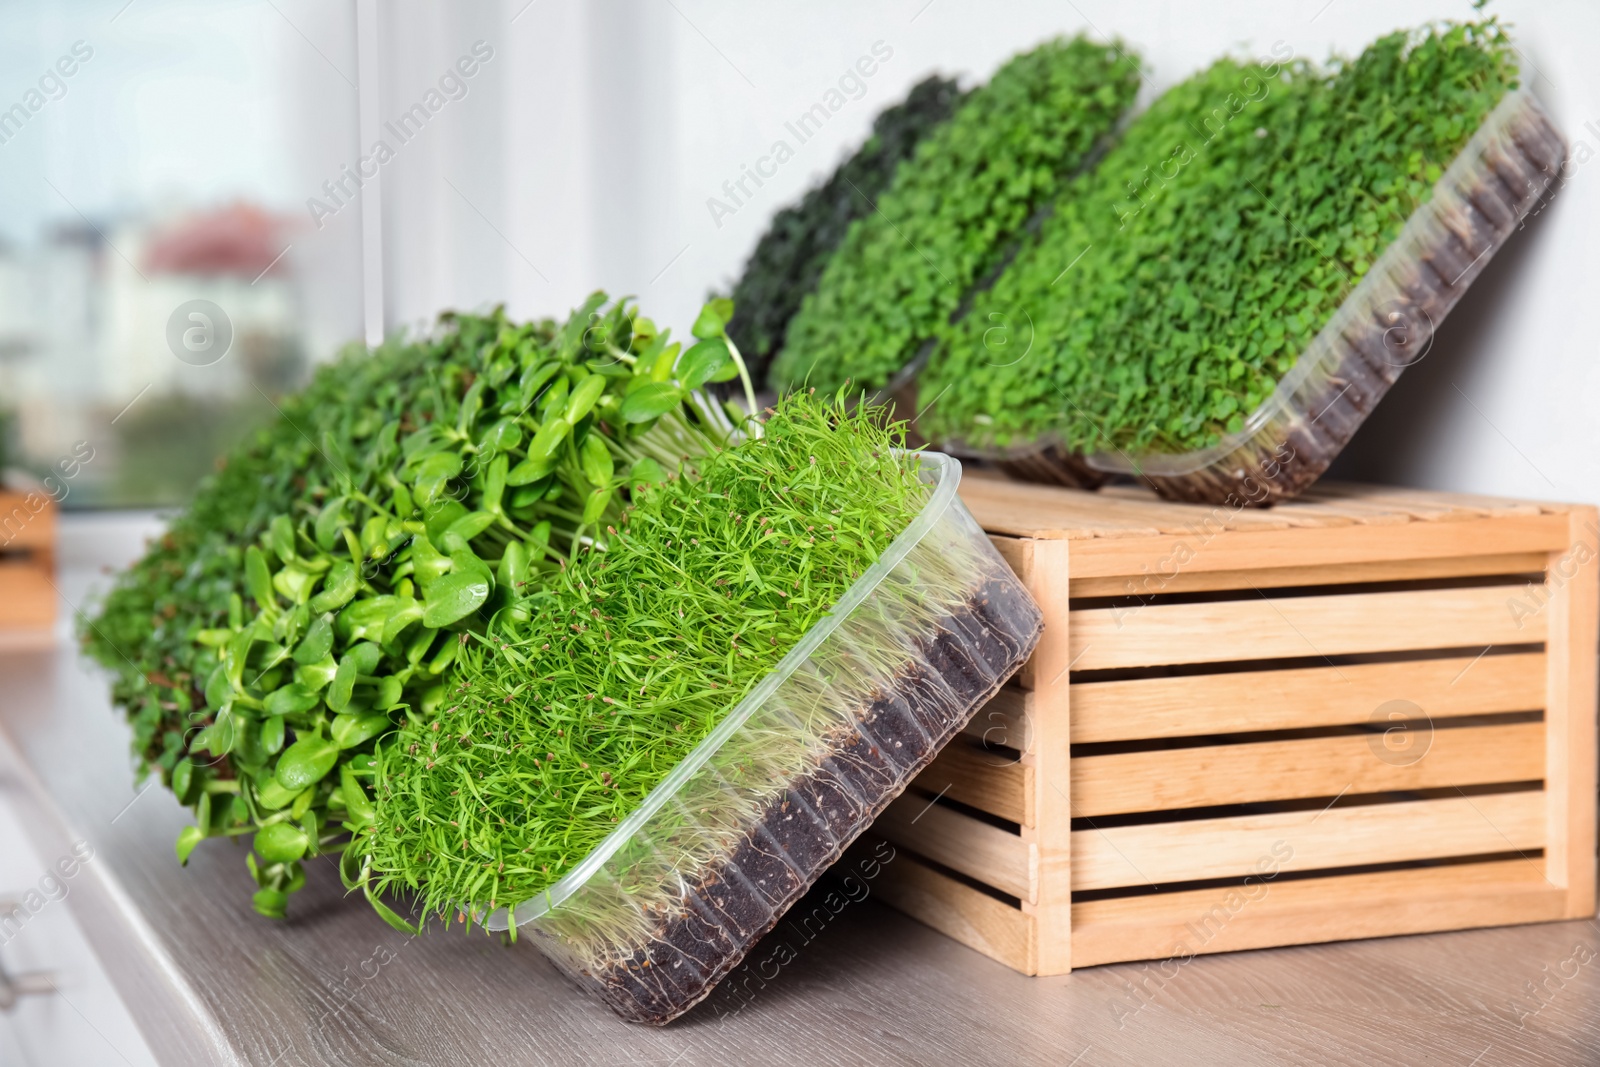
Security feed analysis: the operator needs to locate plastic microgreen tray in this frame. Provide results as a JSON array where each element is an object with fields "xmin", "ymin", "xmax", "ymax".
[
  {"xmin": 488, "ymin": 452, "xmax": 1041, "ymax": 1024},
  {"xmin": 1081, "ymin": 86, "xmax": 1566, "ymax": 504}
]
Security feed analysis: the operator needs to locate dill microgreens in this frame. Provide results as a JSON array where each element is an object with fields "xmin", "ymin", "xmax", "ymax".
[
  {"xmin": 365, "ymin": 389, "xmax": 932, "ymax": 923},
  {"xmin": 918, "ymin": 17, "xmax": 1520, "ymax": 455},
  {"xmin": 82, "ymin": 293, "xmax": 757, "ymax": 921},
  {"xmin": 771, "ymin": 35, "xmax": 1140, "ymax": 396}
]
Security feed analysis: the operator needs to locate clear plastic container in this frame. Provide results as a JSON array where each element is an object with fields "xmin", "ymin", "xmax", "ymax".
[
  {"xmin": 922, "ymin": 86, "xmax": 1566, "ymax": 504},
  {"xmin": 1082, "ymin": 86, "xmax": 1567, "ymax": 504},
  {"xmin": 485, "ymin": 451, "xmax": 1042, "ymax": 1025}
]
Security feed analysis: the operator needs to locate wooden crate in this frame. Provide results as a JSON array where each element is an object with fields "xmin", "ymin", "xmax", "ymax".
[
  {"xmin": 863, "ymin": 476, "xmax": 1598, "ymax": 974},
  {"xmin": 0, "ymin": 489, "xmax": 58, "ymax": 645}
]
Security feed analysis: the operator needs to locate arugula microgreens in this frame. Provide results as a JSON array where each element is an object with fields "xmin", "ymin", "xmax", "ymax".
[
  {"xmin": 919, "ymin": 17, "xmax": 1520, "ymax": 456},
  {"xmin": 83, "ymin": 293, "xmax": 757, "ymax": 920},
  {"xmin": 772, "ymin": 34, "xmax": 1140, "ymax": 396}
]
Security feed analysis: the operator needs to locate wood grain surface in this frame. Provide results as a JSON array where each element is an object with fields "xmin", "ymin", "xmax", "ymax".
[{"xmin": 0, "ymin": 521, "xmax": 1593, "ymax": 1067}]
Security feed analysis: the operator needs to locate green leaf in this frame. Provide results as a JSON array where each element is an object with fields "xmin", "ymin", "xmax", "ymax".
[
  {"xmin": 424, "ymin": 501, "xmax": 469, "ymax": 546},
  {"xmin": 449, "ymin": 548, "xmax": 492, "ymax": 583},
  {"xmin": 506, "ymin": 454, "xmax": 556, "ymax": 486},
  {"xmin": 272, "ymin": 564, "xmax": 319, "ymax": 605},
  {"xmin": 412, "ymin": 451, "xmax": 462, "ymax": 507},
  {"xmin": 170, "ymin": 759, "xmax": 196, "ymax": 803},
  {"xmin": 482, "ymin": 454, "xmax": 508, "ymax": 515},
  {"xmin": 580, "ymin": 434, "xmax": 614, "ymax": 488},
  {"xmin": 256, "ymin": 777, "xmax": 304, "ymax": 811},
  {"xmin": 292, "ymin": 615, "xmax": 334, "ymax": 664},
  {"xmin": 175, "ymin": 826, "xmax": 204, "ymax": 867},
  {"xmin": 254, "ymin": 821, "xmax": 310, "ymax": 864},
  {"xmin": 411, "ymin": 534, "xmax": 451, "ymax": 590},
  {"xmin": 422, "ymin": 571, "xmax": 490, "ymax": 627},
  {"xmin": 252, "ymin": 887, "xmax": 288, "ymax": 919},
  {"xmin": 445, "ymin": 511, "xmax": 497, "ymax": 545},
  {"xmin": 380, "ymin": 597, "xmax": 424, "ymax": 647},
  {"xmin": 628, "ymin": 456, "xmax": 667, "ymax": 486},
  {"xmin": 456, "ymin": 378, "xmax": 485, "ymax": 435},
  {"xmin": 264, "ymin": 682, "xmax": 320, "ymax": 716},
  {"xmin": 269, "ymin": 514, "xmax": 297, "ymax": 564},
  {"xmin": 618, "ymin": 382, "xmax": 683, "ymax": 424},
  {"xmin": 691, "ymin": 298, "xmax": 734, "ymax": 339},
  {"xmin": 260, "ymin": 715, "xmax": 286, "ymax": 754},
  {"xmin": 328, "ymin": 642, "xmax": 382, "ymax": 711},
  {"xmin": 497, "ymin": 541, "xmax": 529, "ymax": 593},
  {"xmin": 677, "ymin": 338, "xmax": 730, "ymax": 390},
  {"xmin": 315, "ymin": 495, "xmax": 349, "ymax": 551},
  {"xmin": 245, "ymin": 546, "xmax": 275, "ymax": 611},
  {"xmin": 308, "ymin": 559, "xmax": 358, "ymax": 613},
  {"xmin": 341, "ymin": 765, "xmax": 376, "ymax": 827},
  {"xmin": 294, "ymin": 655, "xmax": 338, "ymax": 693},
  {"xmin": 275, "ymin": 735, "xmax": 340, "ymax": 791},
  {"xmin": 582, "ymin": 486, "xmax": 613, "ymax": 524},
  {"xmin": 332, "ymin": 711, "xmax": 392, "ymax": 750},
  {"xmin": 377, "ymin": 675, "xmax": 403, "ymax": 708},
  {"xmin": 194, "ymin": 713, "xmax": 240, "ymax": 758},
  {"xmin": 225, "ymin": 627, "xmax": 258, "ymax": 691},
  {"xmin": 526, "ymin": 417, "xmax": 571, "ymax": 462},
  {"xmin": 563, "ymin": 373, "xmax": 607, "ymax": 426}
]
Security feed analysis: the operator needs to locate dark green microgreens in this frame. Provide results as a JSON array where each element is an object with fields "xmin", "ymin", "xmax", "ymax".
[
  {"xmin": 771, "ymin": 35, "xmax": 1140, "ymax": 396},
  {"xmin": 81, "ymin": 293, "xmax": 754, "ymax": 921},
  {"xmin": 723, "ymin": 74, "xmax": 967, "ymax": 387},
  {"xmin": 365, "ymin": 389, "xmax": 928, "ymax": 923},
  {"xmin": 919, "ymin": 18, "xmax": 1519, "ymax": 455}
]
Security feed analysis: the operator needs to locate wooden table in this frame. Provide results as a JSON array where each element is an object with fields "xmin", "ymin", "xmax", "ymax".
[{"xmin": 0, "ymin": 516, "xmax": 1594, "ymax": 1066}]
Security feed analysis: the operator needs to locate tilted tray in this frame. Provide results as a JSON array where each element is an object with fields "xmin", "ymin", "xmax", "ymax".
[{"xmin": 489, "ymin": 452, "xmax": 1043, "ymax": 1024}]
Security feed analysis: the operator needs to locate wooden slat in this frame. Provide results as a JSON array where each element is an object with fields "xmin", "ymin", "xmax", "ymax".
[
  {"xmin": 1071, "ymin": 652, "xmax": 1546, "ymax": 743},
  {"xmin": 1306, "ymin": 483, "xmax": 1548, "ymax": 520},
  {"xmin": 963, "ymin": 478, "xmax": 1164, "ymax": 539},
  {"xmin": 1066, "ymin": 515, "xmax": 1572, "ymax": 579},
  {"xmin": 1013, "ymin": 537, "xmax": 1073, "ymax": 973},
  {"xmin": 960, "ymin": 687, "xmax": 1032, "ymax": 755},
  {"xmin": 0, "ymin": 562, "xmax": 56, "ymax": 631},
  {"xmin": 1543, "ymin": 508, "xmax": 1600, "ymax": 917},
  {"xmin": 0, "ymin": 492, "xmax": 56, "ymax": 552},
  {"xmin": 874, "ymin": 794, "xmax": 1035, "ymax": 900},
  {"xmin": 1068, "ymin": 586, "xmax": 1544, "ymax": 671},
  {"xmin": 963, "ymin": 477, "xmax": 1571, "ymax": 543},
  {"xmin": 1073, "ymin": 791, "xmax": 1545, "ymax": 891},
  {"xmin": 1299, "ymin": 486, "xmax": 1488, "ymax": 523},
  {"xmin": 1072, "ymin": 859, "xmax": 1567, "ymax": 967},
  {"xmin": 855, "ymin": 839, "xmax": 1036, "ymax": 974},
  {"xmin": 1096, "ymin": 484, "xmax": 1415, "ymax": 532},
  {"xmin": 1068, "ymin": 551, "xmax": 1549, "ymax": 598},
  {"xmin": 911, "ymin": 741, "xmax": 1033, "ymax": 826},
  {"xmin": 1072, "ymin": 721, "xmax": 1545, "ymax": 817}
]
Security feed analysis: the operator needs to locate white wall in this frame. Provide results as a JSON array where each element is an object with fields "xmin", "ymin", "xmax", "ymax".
[{"xmin": 375, "ymin": 0, "xmax": 1600, "ymax": 508}]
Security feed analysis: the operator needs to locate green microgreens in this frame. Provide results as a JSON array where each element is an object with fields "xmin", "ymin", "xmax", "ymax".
[
  {"xmin": 918, "ymin": 17, "xmax": 1520, "ymax": 455},
  {"xmin": 772, "ymin": 34, "xmax": 1140, "ymax": 396},
  {"xmin": 81, "ymin": 293, "xmax": 755, "ymax": 921},
  {"xmin": 725, "ymin": 74, "xmax": 967, "ymax": 387},
  {"xmin": 365, "ymin": 389, "xmax": 932, "ymax": 923}
]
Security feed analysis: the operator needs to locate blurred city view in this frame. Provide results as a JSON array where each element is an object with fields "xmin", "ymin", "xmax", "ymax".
[{"xmin": 0, "ymin": 0, "xmax": 365, "ymax": 507}]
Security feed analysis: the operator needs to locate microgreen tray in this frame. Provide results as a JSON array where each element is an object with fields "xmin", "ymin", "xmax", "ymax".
[
  {"xmin": 486, "ymin": 452, "xmax": 1041, "ymax": 1024},
  {"xmin": 1082, "ymin": 85, "xmax": 1565, "ymax": 504}
]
